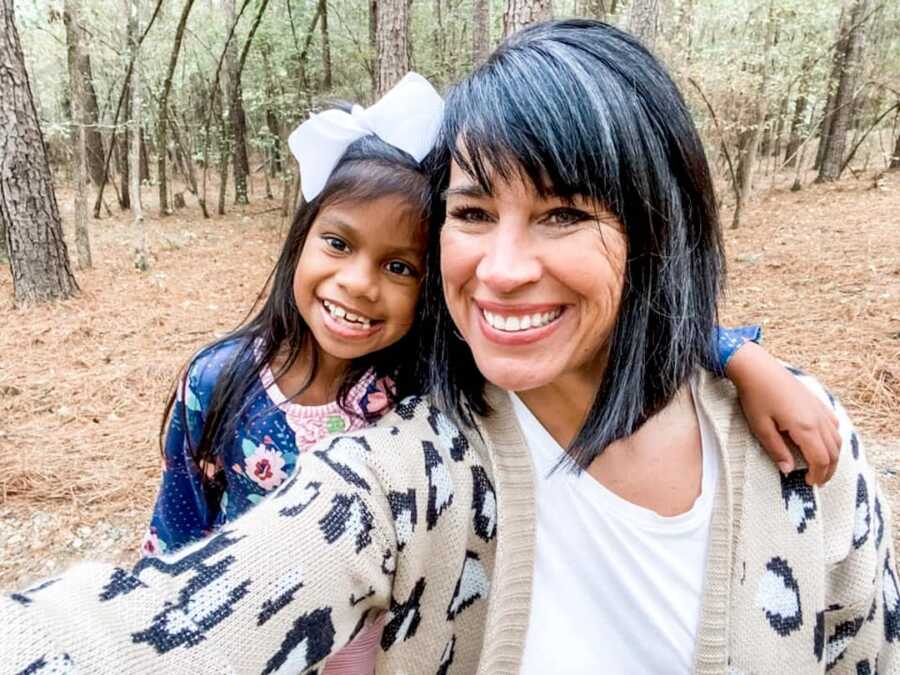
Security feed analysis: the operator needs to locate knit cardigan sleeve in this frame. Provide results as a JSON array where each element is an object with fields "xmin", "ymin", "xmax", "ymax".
[
  {"xmin": 0, "ymin": 420, "xmax": 420, "ymax": 673},
  {"xmin": 798, "ymin": 373, "xmax": 900, "ymax": 673}
]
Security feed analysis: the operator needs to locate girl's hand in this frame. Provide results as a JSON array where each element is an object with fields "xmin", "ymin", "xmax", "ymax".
[{"xmin": 726, "ymin": 342, "xmax": 841, "ymax": 486}]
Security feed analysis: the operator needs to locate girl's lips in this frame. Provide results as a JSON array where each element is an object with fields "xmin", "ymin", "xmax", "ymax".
[
  {"xmin": 319, "ymin": 302, "xmax": 383, "ymax": 339},
  {"xmin": 475, "ymin": 304, "xmax": 566, "ymax": 346}
]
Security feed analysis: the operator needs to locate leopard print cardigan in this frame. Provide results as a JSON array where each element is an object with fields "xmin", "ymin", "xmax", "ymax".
[{"xmin": 3, "ymin": 370, "xmax": 898, "ymax": 674}]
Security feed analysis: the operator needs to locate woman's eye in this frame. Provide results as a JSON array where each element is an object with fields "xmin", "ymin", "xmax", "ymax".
[
  {"xmin": 323, "ymin": 236, "xmax": 349, "ymax": 252},
  {"xmin": 448, "ymin": 206, "xmax": 492, "ymax": 223},
  {"xmin": 386, "ymin": 260, "xmax": 418, "ymax": 277},
  {"xmin": 544, "ymin": 208, "xmax": 591, "ymax": 226}
]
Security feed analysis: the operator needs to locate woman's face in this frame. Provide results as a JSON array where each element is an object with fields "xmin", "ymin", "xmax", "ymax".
[{"xmin": 440, "ymin": 160, "xmax": 628, "ymax": 394}]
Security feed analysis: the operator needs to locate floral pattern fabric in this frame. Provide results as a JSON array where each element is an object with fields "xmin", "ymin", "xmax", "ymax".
[{"xmin": 142, "ymin": 339, "xmax": 392, "ymax": 557}]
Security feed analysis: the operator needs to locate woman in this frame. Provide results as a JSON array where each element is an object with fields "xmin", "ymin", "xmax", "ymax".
[{"xmin": 4, "ymin": 20, "xmax": 895, "ymax": 674}]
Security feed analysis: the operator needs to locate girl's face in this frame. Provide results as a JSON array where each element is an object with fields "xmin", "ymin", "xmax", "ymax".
[
  {"xmin": 293, "ymin": 195, "xmax": 426, "ymax": 363},
  {"xmin": 440, "ymin": 160, "xmax": 628, "ymax": 394}
]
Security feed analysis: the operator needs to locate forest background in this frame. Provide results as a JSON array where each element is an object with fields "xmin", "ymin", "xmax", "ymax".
[{"xmin": 0, "ymin": 0, "xmax": 898, "ymax": 587}]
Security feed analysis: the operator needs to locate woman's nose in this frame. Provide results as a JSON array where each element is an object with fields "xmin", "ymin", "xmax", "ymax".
[{"xmin": 475, "ymin": 221, "xmax": 541, "ymax": 293}]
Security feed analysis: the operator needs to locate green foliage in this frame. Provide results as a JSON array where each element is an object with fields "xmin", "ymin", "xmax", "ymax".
[{"xmin": 13, "ymin": 0, "xmax": 900, "ymax": 192}]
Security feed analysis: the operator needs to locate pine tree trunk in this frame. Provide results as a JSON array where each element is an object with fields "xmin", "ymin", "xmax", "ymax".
[
  {"xmin": 502, "ymin": 0, "xmax": 553, "ymax": 39},
  {"xmin": 320, "ymin": 0, "xmax": 332, "ymax": 89},
  {"xmin": 626, "ymin": 0, "xmax": 659, "ymax": 49},
  {"xmin": 127, "ymin": 0, "xmax": 149, "ymax": 270},
  {"xmin": 225, "ymin": 0, "xmax": 250, "ymax": 205},
  {"xmin": 1, "ymin": 0, "xmax": 78, "ymax": 304},
  {"xmin": 815, "ymin": 7, "xmax": 850, "ymax": 171},
  {"xmin": 376, "ymin": 0, "xmax": 410, "ymax": 97},
  {"xmin": 583, "ymin": 0, "xmax": 609, "ymax": 21},
  {"xmin": 117, "ymin": 80, "xmax": 131, "ymax": 210},
  {"xmin": 64, "ymin": 0, "xmax": 92, "ymax": 269},
  {"xmin": 817, "ymin": 0, "xmax": 872, "ymax": 182},
  {"xmin": 732, "ymin": 1, "xmax": 775, "ymax": 229},
  {"xmin": 74, "ymin": 50, "xmax": 105, "ymax": 187},
  {"xmin": 472, "ymin": 0, "xmax": 490, "ymax": 65},
  {"xmin": 784, "ymin": 57, "xmax": 812, "ymax": 168},
  {"xmin": 369, "ymin": 0, "xmax": 378, "ymax": 95},
  {"xmin": 157, "ymin": 0, "xmax": 196, "ymax": 217},
  {"xmin": 890, "ymin": 131, "xmax": 900, "ymax": 170}
]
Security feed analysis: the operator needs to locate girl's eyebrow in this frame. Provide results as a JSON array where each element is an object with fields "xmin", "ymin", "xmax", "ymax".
[{"xmin": 318, "ymin": 215, "xmax": 424, "ymax": 258}]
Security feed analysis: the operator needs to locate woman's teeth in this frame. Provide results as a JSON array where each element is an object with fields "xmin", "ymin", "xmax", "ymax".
[
  {"xmin": 482, "ymin": 308, "xmax": 562, "ymax": 332},
  {"xmin": 323, "ymin": 300, "xmax": 372, "ymax": 329}
]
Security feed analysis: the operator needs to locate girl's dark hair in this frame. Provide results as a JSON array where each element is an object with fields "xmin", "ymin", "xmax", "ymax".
[
  {"xmin": 161, "ymin": 128, "xmax": 434, "ymax": 500},
  {"xmin": 425, "ymin": 19, "xmax": 725, "ymax": 470}
]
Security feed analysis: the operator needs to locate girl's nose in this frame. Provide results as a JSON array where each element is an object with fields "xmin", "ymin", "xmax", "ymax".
[{"xmin": 336, "ymin": 258, "xmax": 380, "ymax": 303}]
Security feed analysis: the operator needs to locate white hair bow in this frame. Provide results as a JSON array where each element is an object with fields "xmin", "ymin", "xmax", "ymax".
[{"xmin": 288, "ymin": 72, "xmax": 444, "ymax": 202}]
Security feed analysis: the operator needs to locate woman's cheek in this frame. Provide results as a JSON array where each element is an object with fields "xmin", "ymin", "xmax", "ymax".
[{"xmin": 440, "ymin": 228, "xmax": 478, "ymax": 291}]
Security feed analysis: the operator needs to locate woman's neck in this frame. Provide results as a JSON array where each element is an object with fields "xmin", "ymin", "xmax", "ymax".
[
  {"xmin": 515, "ymin": 372, "xmax": 600, "ymax": 450},
  {"xmin": 272, "ymin": 344, "xmax": 351, "ymax": 406}
]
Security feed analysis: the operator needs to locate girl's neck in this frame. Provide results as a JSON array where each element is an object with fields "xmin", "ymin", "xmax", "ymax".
[{"xmin": 273, "ymin": 343, "xmax": 351, "ymax": 406}]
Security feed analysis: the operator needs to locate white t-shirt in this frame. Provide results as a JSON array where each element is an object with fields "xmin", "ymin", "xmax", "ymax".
[{"xmin": 514, "ymin": 385, "xmax": 719, "ymax": 674}]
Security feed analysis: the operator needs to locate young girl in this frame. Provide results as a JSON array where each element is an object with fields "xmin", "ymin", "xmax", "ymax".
[{"xmin": 141, "ymin": 74, "xmax": 837, "ymax": 674}]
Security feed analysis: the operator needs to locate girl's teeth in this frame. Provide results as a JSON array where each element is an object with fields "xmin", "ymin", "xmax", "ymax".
[
  {"xmin": 324, "ymin": 301, "xmax": 372, "ymax": 327},
  {"xmin": 484, "ymin": 308, "xmax": 561, "ymax": 332}
]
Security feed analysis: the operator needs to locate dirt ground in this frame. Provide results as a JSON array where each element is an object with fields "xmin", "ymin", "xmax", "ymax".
[{"xmin": 1, "ymin": 170, "xmax": 898, "ymax": 590}]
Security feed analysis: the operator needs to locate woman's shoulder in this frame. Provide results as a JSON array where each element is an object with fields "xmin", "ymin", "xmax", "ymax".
[{"xmin": 697, "ymin": 366, "xmax": 884, "ymax": 562}]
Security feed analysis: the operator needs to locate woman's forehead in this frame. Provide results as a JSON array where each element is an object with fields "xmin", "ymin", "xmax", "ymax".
[{"xmin": 447, "ymin": 159, "xmax": 577, "ymax": 203}]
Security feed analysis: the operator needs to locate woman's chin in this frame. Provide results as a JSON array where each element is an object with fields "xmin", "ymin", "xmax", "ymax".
[{"xmin": 474, "ymin": 356, "xmax": 556, "ymax": 393}]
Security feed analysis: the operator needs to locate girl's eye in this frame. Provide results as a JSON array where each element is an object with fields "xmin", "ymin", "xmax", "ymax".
[
  {"xmin": 323, "ymin": 235, "xmax": 349, "ymax": 252},
  {"xmin": 448, "ymin": 206, "xmax": 492, "ymax": 223},
  {"xmin": 385, "ymin": 260, "xmax": 418, "ymax": 277},
  {"xmin": 543, "ymin": 208, "xmax": 592, "ymax": 227}
]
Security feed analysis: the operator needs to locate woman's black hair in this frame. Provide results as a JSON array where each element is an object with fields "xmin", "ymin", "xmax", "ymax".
[
  {"xmin": 425, "ymin": 19, "xmax": 726, "ymax": 470},
  {"xmin": 161, "ymin": 127, "xmax": 434, "ymax": 501}
]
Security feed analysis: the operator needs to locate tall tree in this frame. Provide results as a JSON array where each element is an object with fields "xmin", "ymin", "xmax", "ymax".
[
  {"xmin": 157, "ymin": 0, "xmax": 196, "ymax": 216},
  {"xmin": 891, "ymin": 131, "xmax": 900, "ymax": 170},
  {"xmin": 320, "ymin": 0, "xmax": 333, "ymax": 89},
  {"xmin": 582, "ymin": 0, "xmax": 610, "ymax": 21},
  {"xmin": 375, "ymin": 0, "xmax": 409, "ymax": 96},
  {"xmin": 472, "ymin": 0, "xmax": 491, "ymax": 65},
  {"xmin": 502, "ymin": 0, "xmax": 552, "ymax": 39},
  {"xmin": 817, "ymin": 0, "xmax": 873, "ymax": 182},
  {"xmin": 63, "ymin": 0, "xmax": 92, "ymax": 269},
  {"xmin": 626, "ymin": 0, "xmax": 660, "ymax": 49},
  {"xmin": 732, "ymin": 0, "xmax": 776, "ymax": 229},
  {"xmin": 225, "ymin": 0, "xmax": 251, "ymax": 205},
  {"xmin": 1, "ymin": 0, "xmax": 78, "ymax": 304},
  {"xmin": 127, "ymin": 0, "xmax": 149, "ymax": 270},
  {"xmin": 784, "ymin": 56, "xmax": 813, "ymax": 168}
]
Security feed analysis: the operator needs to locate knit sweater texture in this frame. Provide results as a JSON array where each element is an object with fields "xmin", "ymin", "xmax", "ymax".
[{"xmin": 2, "ymin": 369, "xmax": 898, "ymax": 674}]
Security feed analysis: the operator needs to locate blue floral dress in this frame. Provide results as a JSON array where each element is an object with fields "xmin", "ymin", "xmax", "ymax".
[{"xmin": 142, "ymin": 339, "xmax": 393, "ymax": 556}]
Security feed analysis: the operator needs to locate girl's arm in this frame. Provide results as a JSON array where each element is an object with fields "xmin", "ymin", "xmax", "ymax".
[
  {"xmin": 718, "ymin": 327, "xmax": 841, "ymax": 486},
  {"xmin": 142, "ymin": 356, "xmax": 222, "ymax": 556}
]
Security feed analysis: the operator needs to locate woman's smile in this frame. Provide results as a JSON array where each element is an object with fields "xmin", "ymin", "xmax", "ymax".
[{"xmin": 475, "ymin": 300, "xmax": 567, "ymax": 345}]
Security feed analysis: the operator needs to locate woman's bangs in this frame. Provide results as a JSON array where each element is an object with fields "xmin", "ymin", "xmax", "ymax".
[{"xmin": 442, "ymin": 61, "xmax": 615, "ymax": 205}]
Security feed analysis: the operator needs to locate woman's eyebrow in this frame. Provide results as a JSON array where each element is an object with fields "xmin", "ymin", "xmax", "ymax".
[{"xmin": 442, "ymin": 184, "xmax": 490, "ymax": 201}]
